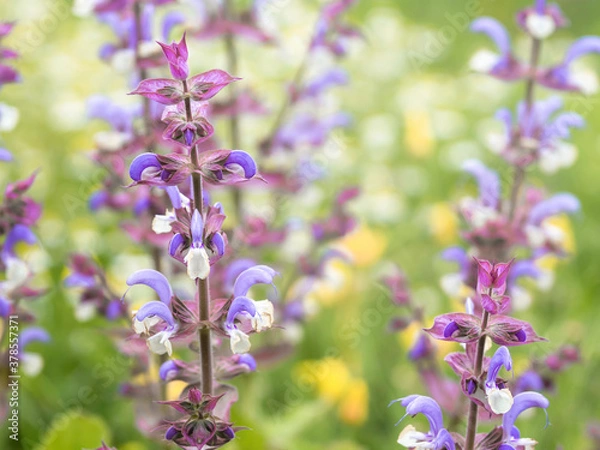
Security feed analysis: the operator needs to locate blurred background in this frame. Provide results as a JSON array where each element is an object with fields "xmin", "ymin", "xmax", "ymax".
[{"xmin": 1, "ymin": 0, "xmax": 600, "ymax": 449}]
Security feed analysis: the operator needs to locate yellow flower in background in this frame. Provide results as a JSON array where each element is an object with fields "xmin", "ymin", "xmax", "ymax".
[
  {"xmin": 294, "ymin": 358, "xmax": 368, "ymax": 426},
  {"xmin": 546, "ymin": 214, "xmax": 576, "ymax": 254},
  {"xmin": 311, "ymin": 257, "xmax": 354, "ymax": 306},
  {"xmin": 166, "ymin": 380, "xmax": 187, "ymax": 401},
  {"xmin": 335, "ymin": 224, "xmax": 387, "ymax": 268},
  {"xmin": 404, "ymin": 110, "xmax": 434, "ymax": 158},
  {"xmin": 429, "ymin": 203, "xmax": 458, "ymax": 245},
  {"xmin": 338, "ymin": 379, "xmax": 368, "ymax": 426},
  {"xmin": 536, "ymin": 253, "xmax": 559, "ymax": 272}
]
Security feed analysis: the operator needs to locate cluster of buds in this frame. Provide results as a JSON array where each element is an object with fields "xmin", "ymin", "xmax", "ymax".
[{"xmin": 389, "ymin": 1, "xmax": 597, "ymax": 449}]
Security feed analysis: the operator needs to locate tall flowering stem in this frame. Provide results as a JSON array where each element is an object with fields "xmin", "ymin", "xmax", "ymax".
[
  {"xmin": 392, "ymin": 1, "xmax": 600, "ymax": 449},
  {"xmin": 182, "ymin": 77, "xmax": 214, "ymax": 395}
]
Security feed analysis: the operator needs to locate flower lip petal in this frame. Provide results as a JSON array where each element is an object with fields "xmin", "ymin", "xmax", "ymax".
[{"xmin": 126, "ymin": 269, "xmax": 173, "ymax": 305}]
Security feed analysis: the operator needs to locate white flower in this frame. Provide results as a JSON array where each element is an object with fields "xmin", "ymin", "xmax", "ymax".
[
  {"xmin": 525, "ymin": 14, "xmax": 556, "ymax": 39},
  {"xmin": 111, "ymin": 49, "xmax": 136, "ymax": 74},
  {"xmin": 0, "ymin": 103, "xmax": 20, "ymax": 132},
  {"xmin": 184, "ymin": 246, "xmax": 210, "ymax": 280},
  {"xmin": 21, "ymin": 352, "xmax": 44, "ymax": 377},
  {"xmin": 440, "ymin": 273, "xmax": 463, "ymax": 297},
  {"xmin": 94, "ymin": 131, "xmax": 131, "ymax": 151},
  {"xmin": 139, "ymin": 41, "xmax": 159, "ymax": 59},
  {"xmin": 75, "ymin": 302, "xmax": 97, "ymax": 322},
  {"xmin": 469, "ymin": 49, "xmax": 499, "ymax": 73},
  {"xmin": 250, "ymin": 300, "xmax": 274, "ymax": 332},
  {"xmin": 72, "ymin": 0, "xmax": 103, "ymax": 17},
  {"xmin": 229, "ymin": 328, "xmax": 251, "ymax": 354},
  {"xmin": 486, "ymin": 386, "xmax": 514, "ymax": 414},
  {"xmin": 4, "ymin": 258, "xmax": 29, "ymax": 292},
  {"xmin": 152, "ymin": 210, "xmax": 176, "ymax": 234},
  {"xmin": 539, "ymin": 142, "xmax": 577, "ymax": 174},
  {"xmin": 570, "ymin": 68, "xmax": 598, "ymax": 95},
  {"xmin": 132, "ymin": 314, "xmax": 161, "ymax": 334},
  {"xmin": 147, "ymin": 330, "xmax": 174, "ymax": 356}
]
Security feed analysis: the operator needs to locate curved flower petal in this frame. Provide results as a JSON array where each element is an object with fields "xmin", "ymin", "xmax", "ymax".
[
  {"xmin": 528, "ymin": 193, "xmax": 580, "ymax": 225},
  {"xmin": 18, "ymin": 327, "xmax": 50, "ymax": 353},
  {"xmin": 463, "ymin": 159, "xmax": 500, "ymax": 208},
  {"xmin": 502, "ymin": 392, "xmax": 549, "ymax": 441},
  {"xmin": 126, "ymin": 269, "xmax": 173, "ymax": 305},
  {"xmin": 135, "ymin": 300, "xmax": 175, "ymax": 328},
  {"xmin": 486, "ymin": 346, "xmax": 512, "ymax": 388},
  {"xmin": 471, "ymin": 17, "xmax": 511, "ymax": 55},
  {"xmin": 224, "ymin": 150, "xmax": 257, "ymax": 179},
  {"xmin": 233, "ymin": 265, "xmax": 277, "ymax": 298},
  {"xmin": 129, "ymin": 152, "xmax": 161, "ymax": 182},
  {"xmin": 225, "ymin": 296, "xmax": 257, "ymax": 328},
  {"xmin": 159, "ymin": 359, "xmax": 180, "ymax": 380},
  {"xmin": 564, "ymin": 36, "xmax": 600, "ymax": 65}
]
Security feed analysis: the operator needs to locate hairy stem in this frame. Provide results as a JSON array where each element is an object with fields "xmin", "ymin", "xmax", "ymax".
[
  {"xmin": 464, "ymin": 311, "xmax": 490, "ymax": 450},
  {"xmin": 183, "ymin": 79, "xmax": 214, "ymax": 395}
]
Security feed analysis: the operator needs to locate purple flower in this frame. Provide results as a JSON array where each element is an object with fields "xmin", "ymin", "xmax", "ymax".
[
  {"xmin": 516, "ymin": 1, "xmax": 567, "ymax": 39},
  {"xmin": 538, "ymin": 36, "xmax": 600, "ymax": 94},
  {"xmin": 425, "ymin": 313, "xmax": 481, "ymax": 344},
  {"xmin": 390, "ymin": 395, "xmax": 455, "ymax": 450},
  {"xmin": 161, "ymin": 101, "xmax": 214, "ymax": 147},
  {"xmin": 528, "ymin": 193, "xmax": 580, "ymax": 225},
  {"xmin": 225, "ymin": 265, "xmax": 277, "ymax": 354},
  {"xmin": 499, "ymin": 392, "xmax": 549, "ymax": 449},
  {"xmin": 157, "ymin": 33, "xmax": 189, "ymax": 80},
  {"xmin": 133, "ymin": 300, "xmax": 177, "ymax": 356},
  {"xmin": 463, "ymin": 159, "xmax": 500, "ymax": 209},
  {"xmin": 126, "ymin": 269, "xmax": 174, "ymax": 305},
  {"xmin": 184, "ymin": 210, "xmax": 210, "ymax": 280},
  {"xmin": 470, "ymin": 17, "xmax": 525, "ymax": 81},
  {"xmin": 485, "ymin": 346, "xmax": 514, "ymax": 414},
  {"xmin": 487, "ymin": 315, "xmax": 547, "ymax": 346}
]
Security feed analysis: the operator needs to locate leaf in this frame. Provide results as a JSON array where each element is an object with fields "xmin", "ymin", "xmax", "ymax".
[{"xmin": 36, "ymin": 410, "xmax": 111, "ymax": 450}]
